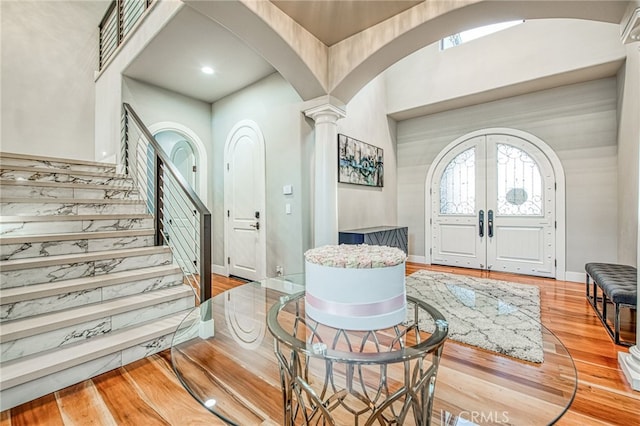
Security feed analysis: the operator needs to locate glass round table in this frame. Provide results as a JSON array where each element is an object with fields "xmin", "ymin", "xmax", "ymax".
[{"xmin": 171, "ymin": 275, "xmax": 577, "ymax": 425}]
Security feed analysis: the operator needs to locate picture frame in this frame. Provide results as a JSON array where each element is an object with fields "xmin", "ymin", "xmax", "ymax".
[{"xmin": 338, "ymin": 134, "xmax": 384, "ymax": 187}]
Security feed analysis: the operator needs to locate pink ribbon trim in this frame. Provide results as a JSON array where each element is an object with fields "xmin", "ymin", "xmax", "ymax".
[{"xmin": 305, "ymin": 293, "xmax": 406, "ymax": 317}]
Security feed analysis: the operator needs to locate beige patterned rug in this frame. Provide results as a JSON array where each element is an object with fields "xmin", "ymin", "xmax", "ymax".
[{"xmin": 406, "ymin": 270, "xmax": 544, "ymax": 363}]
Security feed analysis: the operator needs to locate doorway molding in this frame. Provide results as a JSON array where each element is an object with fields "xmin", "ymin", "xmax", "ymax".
[
  {"xmin": 424, "ymin": 127, "xmax": 566, "ymax": 280},
  {"xmin": 148, "ymin": 121, "xmax": 208, "ymax": 204}
]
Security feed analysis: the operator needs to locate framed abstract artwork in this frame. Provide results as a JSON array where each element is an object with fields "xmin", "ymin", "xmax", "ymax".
[{"xmin": 338, "ymin": 134, "xmax": 384, "ymax": 187}]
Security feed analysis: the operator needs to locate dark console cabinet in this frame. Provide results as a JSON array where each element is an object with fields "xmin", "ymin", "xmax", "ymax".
[{"xmin": 339, "ymin": 226, "xmax": 408, "ymax": 254}]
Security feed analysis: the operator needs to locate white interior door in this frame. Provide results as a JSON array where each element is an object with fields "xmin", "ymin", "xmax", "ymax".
[
  {"xmin": 432, "ymin": 134, "xmax": 556, "ymax": 277},
  {"xmin": 172, "ymin": 140, "xmax": 196, "ymax": 189},
  {"xmin": 225, "ymin": 123, "xmax": 266, "ymax": 281},
  {"xmin": 167, "ymin": 140, "xmax": 197, "ymax": 273}
]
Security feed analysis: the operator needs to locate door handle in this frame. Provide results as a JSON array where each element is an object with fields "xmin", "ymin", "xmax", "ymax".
[
  {"xmin": 250, "ymin": 222, "xmax": 260, "ymax": 230},
  {"xmin": 488, "ymin": 210, "xmax": 494, "ymax": 238},
  {"xmin": 478, "ymin": 210, "xmax": 484, "ymax": 237}
]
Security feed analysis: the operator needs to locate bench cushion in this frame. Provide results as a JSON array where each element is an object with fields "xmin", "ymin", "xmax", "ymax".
[{"xmin": 585, "ymin": 262, "xmax": 637, "ymax": 305}]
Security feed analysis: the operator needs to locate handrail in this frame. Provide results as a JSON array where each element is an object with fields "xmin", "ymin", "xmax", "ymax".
[
  {"xmin": 123, "ymin": 104, "xmax": 208, "ymax": 213},
  {"xmin": 98, "ymin": 1, "xmax": 116, "ymax": 29},
  {"xmin": 122, "ymin": 102, "xmax": 212, "ymax": 302}
]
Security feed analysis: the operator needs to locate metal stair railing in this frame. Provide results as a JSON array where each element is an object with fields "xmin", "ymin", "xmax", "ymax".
[
  {"xmin": 121, "ymin": 103, "xmax": 212, "ymax": 302},
  {"xmin": 99, "ymin": 0, "xmax": 155, "ymax": 70}
]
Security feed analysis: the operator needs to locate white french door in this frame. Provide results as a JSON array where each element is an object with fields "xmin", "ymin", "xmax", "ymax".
[{"xmin": 431, "ymin": 134, "xmax": 556, "ymax": 277}]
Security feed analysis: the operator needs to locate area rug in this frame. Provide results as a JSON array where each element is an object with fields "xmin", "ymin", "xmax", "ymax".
[{"xmin": 405, "ymin": 270, "xmax": 544, "ymax": 363}]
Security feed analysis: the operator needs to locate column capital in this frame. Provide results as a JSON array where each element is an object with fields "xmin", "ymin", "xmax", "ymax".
[
  {"xmin": 304, "ymin": 103, "xmax": 346, "ymax": 123},
  {"xmin": 621, "ymin": 6, "xmax": 639, "ymax": 44}
]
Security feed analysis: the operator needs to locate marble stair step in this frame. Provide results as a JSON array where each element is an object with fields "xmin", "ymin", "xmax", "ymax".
[
  {"xmin": 0, "ymin": 179, "xmax": 140, "ymax": 200},
  {"xmin": 0, "ymin": 214, "xmax": 153, "ymax": 236},
  {"xmin": 1, "ymin": 288, "xmax": 193, "ymax": 362},
  {"xmin": 1, "ymin": 264, "xmax": 183, "ymax": 306},
  {"xmin": 0, "ymin": 285, "xmax": 194, "ymax": 350},
  {"xmin": 0, "ymin": 198, "xmax": 147, "ymax": 216},
  {"xmin": 0, "ymin": 229, "xmax": 156, "ymax": 260},
  {"xmin": 0, "ymin": 310, "xmax": 189, "ymax": 394},
  {"xmin": 0, "ymin": 152, "xmax": 117, "ymax": 174},
  {"xmin": 0, "ymin": 246, "xmax": 173, "ymax": 288},
  {"xmin": 0, "ymin": 165, "xmax": 132, "ymax": 186}
]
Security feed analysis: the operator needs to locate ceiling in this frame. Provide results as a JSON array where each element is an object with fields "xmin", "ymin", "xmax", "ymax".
[
  {"xmin": 124, "ymin": 6, "xmax": 276, "ymax": 103},
  {"xmin": 271, "ymin": 0, "xmax": 422, "ymax": 46},
  {"xmin": 123, "ymin": 1, "xmax": 626, "ymax": 109},
  {"xmin": 123, "ymin": 1, "xmax": 424, "ymax": 104}
]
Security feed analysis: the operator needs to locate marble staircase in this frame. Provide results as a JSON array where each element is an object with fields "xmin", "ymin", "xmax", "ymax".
[{"xmin": 0, "ymin": 152, "xmax": 195, "ymax": 410}]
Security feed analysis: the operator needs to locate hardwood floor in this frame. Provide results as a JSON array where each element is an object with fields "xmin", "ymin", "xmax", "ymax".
[{"xmin": 1, "ymin": 265, "xmax": 638, "ymax": 425}]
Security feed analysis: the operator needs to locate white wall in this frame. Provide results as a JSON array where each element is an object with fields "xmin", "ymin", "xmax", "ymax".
[
  {"xmin": 396, "ymin": 78, "xmax": 619, "ymax": 275},
  {"xmin": 337, "ymin": 75, "xmax": 398, "ymax": 231},
  {"xmin": 618, "ymin": 43, "xmax": 640, "ymax": 266},
  {"xmin": 386, "ymin": 19, "xmax": 625, "ymax": 119},
  {"xmin": 211, "ymin": 73, "xmax": 310, "ymax": 276},
  {"xmin": 1, "ymin": 0, "xmax": 109, "ymax": 160}
]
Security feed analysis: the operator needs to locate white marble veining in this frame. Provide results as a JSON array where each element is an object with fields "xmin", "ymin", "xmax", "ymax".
[
  {"xmin": 1, "ymin": 289, "xmax": 101, "ymax": 321},
  {"xmin": 76, "ymin": 202, "xmax": 146, "ymax": 215},
  {"xmin": 1, "ymin": 318, "xmax": 111, "ymax": 362},
  {"xmin": 87, "ymin": 235, "xmax": 153, "ymax": 252},
  {"xmin": 82, "ymin": 217, "xmax": 153, "ymax": 232},
  {"xmin": 111, "ymin": 298, "xmax": 193, "ymax": 330},
  {"xmin": 0, "ymin": 202, "xmax": 75, "ymax": 216},
  {"xmin": 77, "ymin": 188, "xmax": 140, "ymax": 200},
  {"xmin": 0, "ymin": 352, "xmax": 121, "ymax": 411},
  {"xmin": 1, "ymin": 251, "xmax": 171, "ymax": 287},
  {"xmin": 0, "ymin": 185, "xmax": 140, "ymax": 201},
  {"xmin": 94, "ymin": 252, "xmax": 172, "ymax": 276},
  {"xmin": 0, "ymin": 158, "xmax": 116, "ymax": 173},
  {"xmin": 1, "ymin": 263, "xmax": 94, "ymax": 288},
  {"xmin": 1, "ymin": 240, "xmax": 88, "ymax": 260},
  {"xmin": 0, "ymin": 169, "xmax": 130, "ymax": 186},
  {"xmin": 102, "ymin": 273, "xmax": 183, "ymax": 300},
  {"xmin": 0, "ymin": 201, "xmax": 145, "ymax": 216},
  {"xmin": 0, "ymin": 155, "xmax": 195, "ymax": 407},
  {"xmin": 121, "ymin": 333, "xmax": 172, "ymax": 365},
  {"xmin": 0, "ymin": 220, "xmax": 84, "ymax": 236},
  {"xmin": 0, "ymin": 186, "xmax": 73, "ymax": 199}
]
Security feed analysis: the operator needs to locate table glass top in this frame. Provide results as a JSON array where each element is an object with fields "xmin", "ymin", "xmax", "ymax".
[{"xmin": 171, "ymin": 275, "xmax": 577, "ymax": 425}]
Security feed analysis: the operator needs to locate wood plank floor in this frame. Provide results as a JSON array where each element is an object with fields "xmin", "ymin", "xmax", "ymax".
[{"xmin": 1, "ymin": 264, "xmax": 638, "ymax": 425}]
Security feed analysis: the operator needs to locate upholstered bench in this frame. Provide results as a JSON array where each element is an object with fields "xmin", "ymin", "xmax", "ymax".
[{"xmin": 585, "ymin": 262, "xmax": 637, "ymax": 346}]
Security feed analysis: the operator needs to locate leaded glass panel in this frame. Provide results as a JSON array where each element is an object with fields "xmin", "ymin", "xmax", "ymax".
[
  {"xmin": 496, "ymin": 143, "xmax": 542, "ymax": 215},
  {"xmin": 440, "ymin": 148, "xmax": 475, "ymax": 215}
]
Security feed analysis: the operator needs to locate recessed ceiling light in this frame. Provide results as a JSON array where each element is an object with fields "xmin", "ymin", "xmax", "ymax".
[{"xmin": 201, "ymin": 66, "xmax": 214, "ymax": 75}]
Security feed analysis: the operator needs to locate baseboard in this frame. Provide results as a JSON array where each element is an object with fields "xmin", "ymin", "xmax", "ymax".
[
  {"xmin": 564, "ymin": 271, "xmax": 585, "ymax": 284},
  {"xmin": 407, "ymin": 255, "xmax": 427, "ymax": 264},
  {"xmin": 212, "ymin": 264, "xmax": 227, "ymax": 277}
]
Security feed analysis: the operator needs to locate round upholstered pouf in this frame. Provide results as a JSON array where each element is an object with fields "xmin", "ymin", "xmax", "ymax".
[{"xmin": 304, "ymin": 244, "xmax": 407, "ymax": 330}]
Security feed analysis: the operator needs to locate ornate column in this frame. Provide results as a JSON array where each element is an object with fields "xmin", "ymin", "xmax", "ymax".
[{"xmin": 304, "ymin": 103, "xmax": 346, "ymax": 247}]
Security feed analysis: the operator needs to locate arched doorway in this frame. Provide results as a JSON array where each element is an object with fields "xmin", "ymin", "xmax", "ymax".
[
  {"xmin": 425, "ymin": 128, "xmax": 566, "ymax": 279},
  {"xmin": 148, "ymin": 123, "xmax": 208, "ymax": 275},
  {"xmin": 148, "ymin": 122, "xmax": 208, "ymax": 204}
]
